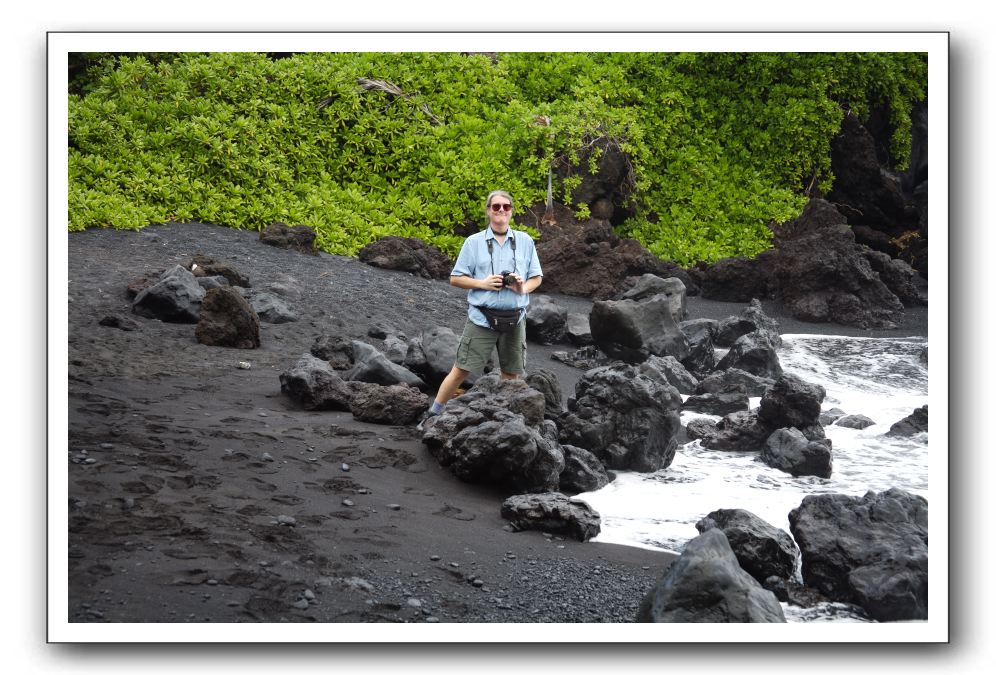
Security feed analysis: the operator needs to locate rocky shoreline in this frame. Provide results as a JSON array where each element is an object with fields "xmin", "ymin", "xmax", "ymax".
[{"xmin": 66, "ymin": 221, "xmax": 928, "ymax": 623}]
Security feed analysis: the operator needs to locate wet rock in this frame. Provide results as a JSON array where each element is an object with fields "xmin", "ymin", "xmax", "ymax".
[
  {"xmin": 835, "ymin": 414, "xmax": 876, "ymax": 429},
  {"xmin": 637, "ymin": 529, "xmax": 785, "ymax": 623},
  {"xmin": 558, "ymin": 445, "xmax": 611, "ymax": 494},
  {"xmin": 677, "ymin": 318, "xmax": 717, "ymax": 377},
  {"xmin": 696, "ymin": 508, "xmax": 799, "ymax": 582},
  {"xmin": 789, "ymin": 488, "xmax": 928, "ymax": 621},
  {"xmin": 760, "ymin": 427, "xmax": 833, "ymax": 478},
  {"xmin": 681, "ymin": 392, "xmax": 749, "ymax": 416},
  {"xmin": 758, "ymin": 373, "xmax": 826, "ymax": 430},
  {"xmin": 886, "ymin": 405, "xmax": 928, "ymax": 437}
]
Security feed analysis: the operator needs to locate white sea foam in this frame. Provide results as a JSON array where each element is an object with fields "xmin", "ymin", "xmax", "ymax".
[{"xmin": 575, "ymin": 334, "xmax": 929, "ymax": 623}]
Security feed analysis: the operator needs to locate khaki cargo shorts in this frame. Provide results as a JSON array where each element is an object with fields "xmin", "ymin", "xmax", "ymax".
[{"xmin": 454, "ymin": 318, "xmax": 526, "ymax": 375}]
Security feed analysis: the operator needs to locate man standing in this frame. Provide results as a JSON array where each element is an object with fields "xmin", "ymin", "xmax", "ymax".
[{"xmin": 422, "ymin": 190, "xmax": 543, "ymax": 423}]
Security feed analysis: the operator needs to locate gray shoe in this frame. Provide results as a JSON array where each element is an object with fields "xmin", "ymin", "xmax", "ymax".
[{"xmin": 415, "ymin": 409, "xmax": 438, "ymax": 433}]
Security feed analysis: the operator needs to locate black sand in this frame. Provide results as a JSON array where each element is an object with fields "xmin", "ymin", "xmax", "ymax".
[{"xmin": 65, "ymin": 221, "xmax": 927, "ymax": 624}]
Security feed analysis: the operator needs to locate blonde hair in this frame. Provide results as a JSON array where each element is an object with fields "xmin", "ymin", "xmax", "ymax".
[{"xmin": 484, "ymin": 190, "xmax": 514, "ymax": 219}]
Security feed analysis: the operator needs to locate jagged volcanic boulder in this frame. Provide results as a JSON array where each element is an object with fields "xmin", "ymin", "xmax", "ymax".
[
  {"xmin": 259, "ymin": 222, "xmax": 317, "ymax": 255},
  {"xmin": 696, "ymin": 508, "xmax": 800, "ymax": 583},
  {"xmin": 188, "ymin": 253, "xmax": 251, "ymax": 287},
  {"xmin": 637, "ymin": 528, "xmax": 786, "ymax": 623},
  {"xmin": 132, "ymin": 265, "xmax": 205, "ymax": 323},
  {"xmin": 357, "ymin": 236, "xmax": 452, "ymax": 280},
  {"xmin": 501, "ymin": 492, "xmax": 601, "ymax": 541},
  {"xmin": 345, "ymin": 341, "xmax": 427, "ymax": 390},
  {"xmin": 194, "ymin": 286, "xmax": 260, "ymax": 349},
  {"xmin": 886, "ymin": 405, "xmax": 928, "ymax": 437},
  {"xmin": 421, "ymin": 377, "xmax": 564, "ymax": 493},
  {"xmin": 695, "ymin": 368, "xmax": 774, "ymax": 398},
  {"xmin": 789, "ymin": 488, "xmax": 928, "ymax": 621},
  {"xmin": 774, "ymin": 199, "xmax": 905, "ymax": 328},
  {"xmin": 678, "ymin": 318, "xmax": 717, "ymax": 377},
  {"xmin": 558, "ymin": 363, "xmax": 682, "ymax": 472},
  {"xmin": 558, "ymin": 445, "xmax": 611, "ymax": 494},
  {"xmin": 619, "ymin": 274, "xmax": 687, "ymax": 322},
  {"xmin": 535, "ymin": 219, "xmax": 696, "ymax": 299},
  {"xmin": 590, "ymin": 296, "xmax": 690, "ymax": 364},
  {"xmin": 714, "ymin": 299, "xmax": 783, "ymax": 348},
  {"xmin": 279, "ymin": 353, "xmax": 353, "ymax": 411},
  {"xmin": 525, "ymin": 368, "xmax": 564, "ymax": 416},
  {"xmin": 758, "ymin": 373, "xmax": 826, "ymax": 430},
  {"xmin": 697, "ymin": 252, "xmax": 778, "ymax": 303},
  {"xmin": 639, "ymin": 355, "xmax": 699, "ymax": 396},
  {"xmin": 828, "ymin": 113, "xmax": 918, "ymax": 238},
  {"xmin": 760, "ymin": 427, "xmax": 833, "ymax": 478},
  {"xmin": 525, "ymin": 295, "xmax": 568, "ymax": 345},
  {"xmin": 715, "ymin": 330, "xmax": 783, "ymax": 378},
  {"xmin": 700, "ymin": 410, "xmax": 772, "ymax": 453},
  {"xmin": 348, "ymin": 382, "xmax": 429, "ymax": 425}
]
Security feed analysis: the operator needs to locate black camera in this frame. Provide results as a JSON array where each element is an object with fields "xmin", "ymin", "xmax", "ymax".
[{"xmin": 500, "ymin": 271, "xmax": 516, "ymax": 287}]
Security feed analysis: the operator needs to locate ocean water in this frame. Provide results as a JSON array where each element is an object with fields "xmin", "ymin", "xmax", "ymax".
[{"xmin": 576, "ymin": 334, "xmax": 929, "ymax": 623}]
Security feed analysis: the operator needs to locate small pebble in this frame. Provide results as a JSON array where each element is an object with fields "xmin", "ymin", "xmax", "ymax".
[
  {"xmin": 449, "ymin": 562, "xmax": 460, "ymax": 568},
  {"xmin": 407, "ymin": 598, "xmax": 422, "ymax": 608},
  {"xmin": 237, "ymin": 361, "xmax": 251, "ymax": 369},
  {"xmin": 387, "ymin": 504, "xmax": 401, "ymax": 511},
  {"xmin": 342, "ymin": 499, "xmax": 355, "ymax": 507},
  {"xmin": 292, "ymin": 599, "xmax": 309, "ymax": 610},
  {"xmin": 341, "ymin": 463, "xmax": 350, "ymax": 472},
  {"xmin": 276, "ymin": 515, "xmax": 296, "ymax": 526},
  {"xmin": 84, "ymin": 458, "xmax": 97, "ymax": 465},
  {"xmin": 206, "ymin": 579, "xmax": 219, "ymax": 586},
  {"xmin": 261, "ymin": 452, "xmax": 275, "ymax": 462},
  {"xmin": 303, "ymin": 590, "xmax": 315, "ymax": 600},
  {"xmin": 430, "ymin": 555, "xmax": 441, "ymax": 561},
  {"xmin": 472, "ymin": 579, "xmax": 485, "ymax": 588},
  {"xmin": 425, "ymin": 616, "xmax": 439, "ymax": 623},
  {"xmin": 100, "ymin": 443, "xmax": 114, "ymax": 450}
]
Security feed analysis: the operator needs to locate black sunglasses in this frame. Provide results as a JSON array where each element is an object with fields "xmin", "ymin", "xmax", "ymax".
[{"xmin": 490, "ymin": 203, "xmax": 513, "ymax": 213}]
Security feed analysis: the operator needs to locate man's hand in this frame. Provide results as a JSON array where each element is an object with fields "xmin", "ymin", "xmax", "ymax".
[{"xmin": 479, "ymin": 274, "xmax": 505, "ymax": 291}]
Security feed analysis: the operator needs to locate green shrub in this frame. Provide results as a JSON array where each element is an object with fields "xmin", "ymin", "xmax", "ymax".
[{"xmin": 68, "ymin": 52, "xmax": 926, "ymax": 266}]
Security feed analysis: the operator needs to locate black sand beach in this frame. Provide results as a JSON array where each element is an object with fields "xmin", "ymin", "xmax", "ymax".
[{"xmin": 65, "ymin": 221, "xmax": 928, "ymax": 623}]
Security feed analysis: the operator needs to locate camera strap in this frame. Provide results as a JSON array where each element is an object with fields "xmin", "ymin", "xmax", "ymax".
[{"xmin": 486, "ymin": 231, "xmax": 517, "ymax": 277}]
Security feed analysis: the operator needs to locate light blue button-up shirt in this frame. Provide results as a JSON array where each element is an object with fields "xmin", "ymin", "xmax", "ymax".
[{"xmin": 450, "ymin": 227, "xmax": 543, "ymax": 328}]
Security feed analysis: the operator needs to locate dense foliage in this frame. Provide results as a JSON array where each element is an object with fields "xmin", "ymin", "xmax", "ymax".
[{"xmin": 68, "ymin": 52, "xmax": 926, "ymax": 265}]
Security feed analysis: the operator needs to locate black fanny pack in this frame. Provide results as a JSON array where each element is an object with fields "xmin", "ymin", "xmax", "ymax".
[{"xmin": 476, "ymin": 306, "xmax": 521, "ymax": 333}]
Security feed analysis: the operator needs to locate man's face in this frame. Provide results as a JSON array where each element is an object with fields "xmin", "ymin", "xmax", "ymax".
[{"xmin": 488, "ymin": 197, "xmax": 513, "ymax": 233}]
